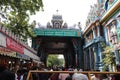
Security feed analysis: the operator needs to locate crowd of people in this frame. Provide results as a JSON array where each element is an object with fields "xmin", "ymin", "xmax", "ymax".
[{"xmin": 0, "ymin": 63, "xmax": 120, "ymax": 80}]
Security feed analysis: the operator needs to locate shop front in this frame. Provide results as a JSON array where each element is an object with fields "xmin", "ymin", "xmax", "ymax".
[
  {"xmin": 16, "ymin": 53, "xmax": 31, "ymax": 69},
  {"xmin": 0, "ymin": 46, "xmax": 17, "ymax": 69}
]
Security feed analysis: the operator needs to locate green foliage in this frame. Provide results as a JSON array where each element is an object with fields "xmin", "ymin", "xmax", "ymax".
[
  {"xmin": 47, "ymin": 55, "xmax": 64, "ymax": 67},
  {"xmin": 0, "ymin": 0, "xmax": 43, "ymax": 41},
  {"xmin": 102, "ymin": 46, "xmax": 116, "ymax": 71}
]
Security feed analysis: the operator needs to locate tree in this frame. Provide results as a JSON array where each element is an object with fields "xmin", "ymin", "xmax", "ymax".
[
  {"xmin": 47, "ymin": 55, "xmax": 64, "ymax": 67},
  {"xmin": 102, "ymin": 46, "xmax": 116, "ymax": 71},
  {"xmin": 0, "ymin": 0, "xmax": 43, "ymax": 41}
]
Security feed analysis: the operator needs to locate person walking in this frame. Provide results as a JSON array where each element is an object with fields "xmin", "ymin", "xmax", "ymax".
[
  {"xmin": 111, "ymin": 63, "xmax": 120, "ymax": 80},
  {"xmin": 0, "ymin": 64, "xmax": 15, "ymax": 80},
  {"xmin": 58, "ymin": 67, "xmax": 70, "ymax": 80},
  {"xmin": 72, "ymin": 73, "xmax": 88, "ymax": 80}
]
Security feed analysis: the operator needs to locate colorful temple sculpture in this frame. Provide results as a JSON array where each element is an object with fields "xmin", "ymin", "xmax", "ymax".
[
  {"xmin": 83, "ymin": 0, "xmax": 120, "ymax": 71},
  {"xmin": 32, "ymin": 0, "xmax": 120, "ymax": 71}
]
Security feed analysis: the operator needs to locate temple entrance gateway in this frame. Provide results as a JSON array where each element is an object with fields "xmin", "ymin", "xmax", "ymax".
[{"xmin": 32, "ymin": 13, "xmax": 83, "ymax": 69}]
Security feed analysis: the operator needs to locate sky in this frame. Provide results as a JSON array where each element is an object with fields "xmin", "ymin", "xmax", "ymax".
[{"xmin": 30, "ymin": 0, "xmax": 97, "ymax": 29}]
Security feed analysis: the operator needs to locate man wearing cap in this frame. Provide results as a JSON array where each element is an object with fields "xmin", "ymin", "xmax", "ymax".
[
  {"xmin": 0, "ymin": 64, "xmax": 15, "ymax": 80},
  {"xmin": 111, "ymin": 64, "xmax": 120, "ymax": 80}
]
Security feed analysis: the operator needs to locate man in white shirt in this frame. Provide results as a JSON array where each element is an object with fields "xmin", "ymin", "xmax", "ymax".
[{"xmin": 72, "ymin": 73, "xmax": 88, "ymax": 80}]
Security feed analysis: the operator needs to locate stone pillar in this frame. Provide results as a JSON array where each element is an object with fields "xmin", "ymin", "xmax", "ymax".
[
  {"xmin": 107, "ymin": 26, "xmax": 111, "ymax": 41},
  {"xmin": 64, "ymin": 53, "xmax": 67, "ymax": 67},
  {"xmin": 77, "ymin": 39, "xmax": 83, "ymax": 69},
  {"xmin": 68, "ymin": 49, "xmax": 73, "ymax": 67},
  {"xmin": 95, "ymin": 21, "xmax": 101, "ymax": 37},
  {"xmin": 97, "ymin": 26, "xmax": 100, "ymax": 37},
  {"xmin": 84, "ymin": 49, "xmax": 90, "ymax": 70},
  {"xmin": 98, "ymin": 43, "xmax": 102, "ymax": 71},
  {"xmin": 89, "ymin": 47, "xmax": 92, "ymax": 70},
  {"xmin": 83, "ymin": 50, "xmax": 87, "ymax": 70},
  {"xmin": 94, "ymin": 44, "xmax": 101, "ymax": 70},
  {"xmin": 40, "ymin": 49, "xmax": 46, "ymax": 65},
  {"xmin": 75, "ymin": 52, "xmax": 78, "ymax": 67},
  {"xmin": 92, "ymin": 26, "xmax": 96, "ymax": 38},
  {"xmin": 114, "ymin": 50, "xmax": 120, "ymax": 64},
  {"xmin": 32, "ymin": 38, "xmax": 35, "ymax": 49}
]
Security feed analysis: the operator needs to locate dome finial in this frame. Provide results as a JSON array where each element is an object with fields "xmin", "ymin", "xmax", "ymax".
[{"xmin": 56, "ymin": 9, "xmax": 59, "ymax": 14}]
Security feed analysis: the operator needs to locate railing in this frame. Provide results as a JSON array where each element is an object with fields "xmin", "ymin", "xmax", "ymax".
[{"xmin": 26, "ymin": 70, "xmax": 120, "ymax": 80}]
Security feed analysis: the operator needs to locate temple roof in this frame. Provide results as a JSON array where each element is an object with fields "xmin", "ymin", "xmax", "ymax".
[{"xmin": 52, "ymin": 14, "xmax": 63, "ymax": 20}]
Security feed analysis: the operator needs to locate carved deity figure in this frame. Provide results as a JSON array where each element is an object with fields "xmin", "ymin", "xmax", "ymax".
[
  {"xmin": 105, "ymin": 0, "xmax": 114, "ymax": 10},
  {"xmin": 63, "ymin": 23, "xmax": 68, "ymax": 28},
  {"xmin": 109, "ymin": 20, "xmax": 118, "ymax": 44},
  {"xmin": 47, "ymin": 22, "xmax": 52, "ymax": 28},
  {"xmin": 108, "ymin": 0, "xmax": 114, "ymax": 9},
  {"xmin": 116, "ymin": 15, "xmax": 120, "ymax": 42},
  {"xmin": 117, "ymin": 15, "xmax": 120, "ymax": 28},
  {"xmin": 78, "ymin": 22, "xmax": 82, "ymax": 30},
  {"xmin": 54, "ymin": 22, "xmax": 60, "ymax": 28}
]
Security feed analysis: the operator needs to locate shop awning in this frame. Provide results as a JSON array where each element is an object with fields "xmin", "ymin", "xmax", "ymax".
[
  {"xmin": 0, "ymin": 46, "xmax": 16, "ymax": 57},
  {"xmin": 16, "ymin": 53, "xmax": 30, "ymax": 60},
  {"xmin": 33, "ymin": 59, "xmax": 41, "ymax": 64}
]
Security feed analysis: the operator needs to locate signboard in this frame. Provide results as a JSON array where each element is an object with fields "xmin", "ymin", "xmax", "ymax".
[
  {"xmin": 6, "ymin": 37, "xmax": 24, "ymax": 54},
  {"xmin": 16, "ymin": 53, "xmax": 30, "ymax": 60},
  {"xmin": 24, "ymin": 48, "xmax": 39, "ymax": 61},
  {"xmin": 34, "ymin": 29, "xmax": 81, "ymax": 37},
  {"xmin": 0, "ymin": 33, "xmax": 6, "ymax": 47}
]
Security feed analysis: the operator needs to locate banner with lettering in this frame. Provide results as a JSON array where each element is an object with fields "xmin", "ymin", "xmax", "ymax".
[{"xmin": 6, "ymin": 37, "xmax": 24, "ymax": 54}]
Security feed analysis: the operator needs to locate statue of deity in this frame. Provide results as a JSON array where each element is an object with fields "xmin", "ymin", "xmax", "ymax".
[{"xmin": 110, "ymin": 19, "xmax": 118, "ymax": 44}]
